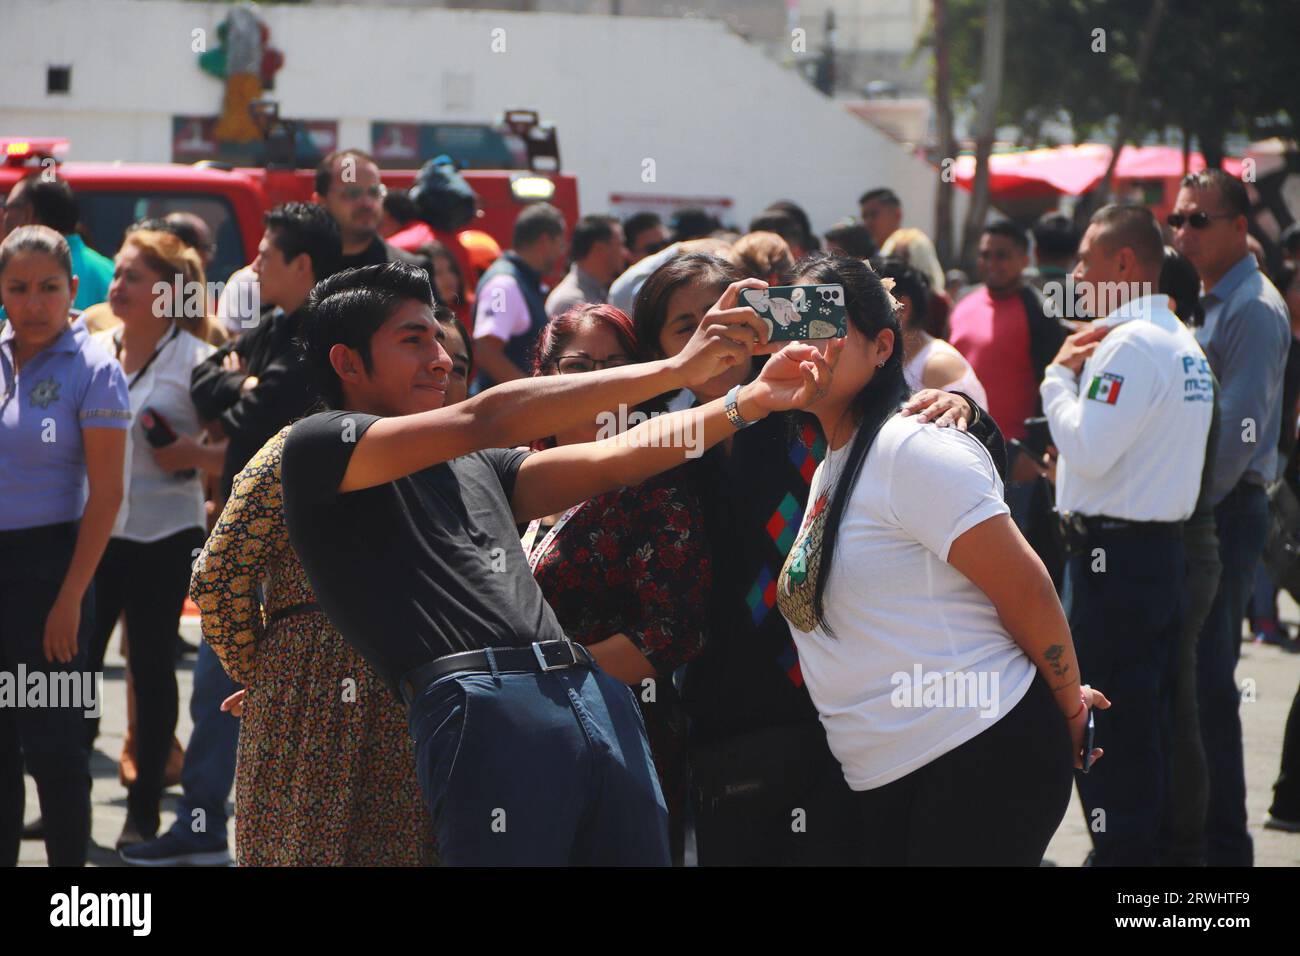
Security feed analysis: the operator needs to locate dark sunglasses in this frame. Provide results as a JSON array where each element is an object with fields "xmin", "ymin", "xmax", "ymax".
[{"xmin": 1167, "ymin": 211, "xmax": 1234, "ymax": 230}]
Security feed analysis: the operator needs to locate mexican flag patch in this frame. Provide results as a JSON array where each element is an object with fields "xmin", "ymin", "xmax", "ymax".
[{"xmin": 1086, "ymin": 372, "xmax": 1124, "ymax": 404}]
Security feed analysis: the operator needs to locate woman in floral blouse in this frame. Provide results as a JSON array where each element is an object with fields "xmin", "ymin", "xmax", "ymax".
[{"xmin": 526, "ymin": 303, "xmax": 711, "ymax": 863}]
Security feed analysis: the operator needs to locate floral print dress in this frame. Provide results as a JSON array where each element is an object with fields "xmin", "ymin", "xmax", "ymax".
[{"xmin": 191, "ymin": 427, "xmax": 435, "ymax": 866}]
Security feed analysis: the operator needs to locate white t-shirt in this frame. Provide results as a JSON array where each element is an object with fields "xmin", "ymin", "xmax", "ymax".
[
  {"xmin": 903, "ymin": 337, "xmax": 989, "ymax": 410},
  {"xmin": 780, "ymin": 414, "xmax": 1036, "ymax": 791},
  {"xmin": 93, "ymin": 325, "xmax": 215, "ymax": 542},
  {"xmin": 216, "ymin": 264, "xmax": 261, "ymax": 336}
]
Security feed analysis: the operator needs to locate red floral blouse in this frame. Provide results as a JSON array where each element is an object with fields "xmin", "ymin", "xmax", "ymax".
[{"xmin": 530, "ymin": 468, "xmax": 711, "ymax": 672}]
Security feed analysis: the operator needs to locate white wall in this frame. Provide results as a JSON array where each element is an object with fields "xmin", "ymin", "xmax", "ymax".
[{"xmin": 1, "ymin": 0, "xmax": 959, "ymax": 244}]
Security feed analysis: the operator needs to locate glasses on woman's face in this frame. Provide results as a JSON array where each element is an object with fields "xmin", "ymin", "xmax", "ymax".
[
  {"xmin": 554, "ymin": 353, "xmax": 630, "ymax": 374},
  {"xmin": 1167, "ymin": 211, "xmax": 1233, "ymax": 230}
]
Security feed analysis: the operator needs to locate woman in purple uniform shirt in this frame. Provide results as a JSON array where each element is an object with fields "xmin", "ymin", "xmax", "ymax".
[{"xmin": 0, "ymin": 226, "xmax": 130, "ymax": 866}]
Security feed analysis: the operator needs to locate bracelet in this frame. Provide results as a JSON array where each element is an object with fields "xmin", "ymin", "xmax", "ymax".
[
  {"xmin": 724, "ymin": 384, "xmax": 756, "ymax": 430},
  {"xmin": 1068, "ymin": 694, "xmax": 1087, "ymax": 721}
]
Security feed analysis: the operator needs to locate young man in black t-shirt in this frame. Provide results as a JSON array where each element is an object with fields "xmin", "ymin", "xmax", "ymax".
[{"xmin": 280, "ymin": 262, "xmax": 832, "ymax": 865}]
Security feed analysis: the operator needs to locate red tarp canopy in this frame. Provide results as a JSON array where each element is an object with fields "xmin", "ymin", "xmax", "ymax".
[{"xmin": 952, "ymin": 144, "xmax": 1244, "ymax": 199}]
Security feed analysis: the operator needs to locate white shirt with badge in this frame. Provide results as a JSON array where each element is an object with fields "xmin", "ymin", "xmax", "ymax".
[
  {"xmin": 1041, "ymin": 293, "xmax": 1214, "ymax": 522},
  {"xmin": 92, "ymin": 324, "xmax": 215, "ymax": 543}
]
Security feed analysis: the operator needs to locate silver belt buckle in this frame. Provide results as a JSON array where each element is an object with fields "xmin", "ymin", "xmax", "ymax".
[{"xmin": 532, "ymin": 640, "xmax": 577, "ymax": 672}]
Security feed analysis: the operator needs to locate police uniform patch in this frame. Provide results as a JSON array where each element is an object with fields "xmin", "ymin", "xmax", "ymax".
[
  {"xmin": 28, "ymin": 376, "xmax": 61, "ymax": 409},
  {"xmin": 1086, "ymin": 372, "xmax": 1123, "ymax": 405}
]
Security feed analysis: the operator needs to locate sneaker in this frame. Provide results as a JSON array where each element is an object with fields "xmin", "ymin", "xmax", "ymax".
[
  {"xmin": 115, "ymin": 816, "xmax": 148, "ymax": 851},
  {"xmin": 1255, "ymin": 630, "xmax": 1300, "ymax": 654},
  {"xmin": 1264, "ymin": 815, "xmax": 1300, "ymax": 833},
  {"xmin": 119, "ymin": 830, "xmax": 232, "ymax": 867}
]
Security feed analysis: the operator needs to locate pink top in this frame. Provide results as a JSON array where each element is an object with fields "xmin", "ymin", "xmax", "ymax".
[
  {"xmin": 948, "ymin": 287, "xmax": 1036, "ymax": 442},
  {"xmin": 904, "ymin": 337, "xmax": 989, "ymax": 411}
]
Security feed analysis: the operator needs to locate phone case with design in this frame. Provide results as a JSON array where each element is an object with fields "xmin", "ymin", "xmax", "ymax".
[{"xmin": 738, "ymin": 284, "xmax": 847, "ymax": 341}]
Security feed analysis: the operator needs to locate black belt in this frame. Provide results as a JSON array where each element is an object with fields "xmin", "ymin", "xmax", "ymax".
[
  {"xmin": 1072, "ymin": 514, "xmax": 1183, "ymax": 534},
  {"xmin": 1059, "ymin": 513, "xmax": 1183, "ymax": 552},
  {"xmin": 399, "ymin": 639, "xmax": 595, "ymax": 707},
  {"xmin": 268, "ymin": 601, "xmax": 322, "ymax": 625}
]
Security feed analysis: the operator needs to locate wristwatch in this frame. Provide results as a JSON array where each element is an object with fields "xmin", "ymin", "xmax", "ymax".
[{"xmin": 724, "ymin": 384, "xmax": 757, "ymax": 430}]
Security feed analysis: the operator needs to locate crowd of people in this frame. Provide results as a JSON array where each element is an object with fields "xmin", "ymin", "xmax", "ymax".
[{"xmin": 3, "ymin": 149, "xmax": 1300, "ymax": 867}]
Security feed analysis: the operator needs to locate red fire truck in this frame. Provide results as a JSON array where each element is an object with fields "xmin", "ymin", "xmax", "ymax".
[{"xmin": 0, "ymin": 109, "xmax": 579, "ymax": 285}]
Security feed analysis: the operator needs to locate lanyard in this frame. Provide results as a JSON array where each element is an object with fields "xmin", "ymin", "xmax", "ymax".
[
  {"xmin": 521, "ymin": 500, "xmax": 587, "ymax": 574},
  {"xmin": 115, "ymin": 323, "xmax": 179, "ymax": 390}
]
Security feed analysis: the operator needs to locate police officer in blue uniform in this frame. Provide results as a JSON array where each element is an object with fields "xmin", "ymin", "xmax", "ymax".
[{"xmin": 1042, "ymin": 205, "xmax": 1214, "ymax": 866}]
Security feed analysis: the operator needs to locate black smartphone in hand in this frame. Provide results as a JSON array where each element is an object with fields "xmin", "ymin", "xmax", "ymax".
[
  {"xmin": 140, "ymin": 406, "xmax": 196, "ymax": 480},
  {"xmin": 1080, "ymin": 706, "xmax": 1096, "ymax": 773}
]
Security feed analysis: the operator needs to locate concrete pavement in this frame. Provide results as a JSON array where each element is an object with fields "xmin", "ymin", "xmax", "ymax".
[{"xmin": 19, "ymin": 606, "xmax": 1300, "ymax": 866}]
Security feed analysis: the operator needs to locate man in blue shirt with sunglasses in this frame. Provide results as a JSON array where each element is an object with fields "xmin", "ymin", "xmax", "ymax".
[{"xmin": 1171, "ymin": 168, "xmax": 1291, "ymax": 867}]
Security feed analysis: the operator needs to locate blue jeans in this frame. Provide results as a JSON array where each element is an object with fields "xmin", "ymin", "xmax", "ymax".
[
  {"xmin": 409, "ymin": 661, "xmax": 669, "ymax": 865},
  {"xmin": 1197, "ymin": 481, "xmax": 1268, "ymax": 866},
  {"xmin": 165, "ymin": 640, "xmax": 239, "ymax": 848},
  {"xmin": 1248, "ymin": 561, "xmax": 1280, "ymax": 634},
  {"xmin": 1064, "ymin": 527, "xmax": 1185, "ymax": 866},
  {"xmin": 1160, "ymin": 511, "xmax": 1219, "ymax": 865}
]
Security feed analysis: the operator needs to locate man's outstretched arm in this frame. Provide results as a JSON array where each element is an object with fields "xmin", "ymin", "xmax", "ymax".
[
  {"xmin": 336, "ymin": 280, "xmax": 772, "ymax": 493},
  {"xmin": 509, "ymin": 341, "xmax": 836, "ymax": 522}
]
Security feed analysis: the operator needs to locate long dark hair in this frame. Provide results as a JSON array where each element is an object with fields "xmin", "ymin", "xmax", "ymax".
[
  {"xmin": 631, "ymin": 251, "xmax": 740, "ymax": 361},
  {"xmin": 631, "ymin": 251, "xmax": 743, "ymax": 414},
  {"xmin": 420, "ymin": 239, "xmax": 466, "ymax": 305},
  {"xmin": 795, "ymin": 254, "xmax": 910, "ymax": 635}
]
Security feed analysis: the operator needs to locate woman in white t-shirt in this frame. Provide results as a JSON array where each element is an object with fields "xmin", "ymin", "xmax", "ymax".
[
  {"xmin": 775, "ymin": 253, "xmax": 1108, "ymax": 866},
  {"xmin": 876, "ymin": 256, "xmax": 988, "ymax": 409},
  {"xmin": 87, "ymin": 230, "xmax": 226, "ymax": 850}
]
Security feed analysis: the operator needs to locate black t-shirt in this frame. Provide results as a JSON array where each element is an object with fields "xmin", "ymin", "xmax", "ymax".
[
  {"xmin": 280, "ymin": 410, "xmax": 565, "ymax": 694},
  {"xmin": 338, "ymin": 236, "xmax": 390, "ymax": 272}
]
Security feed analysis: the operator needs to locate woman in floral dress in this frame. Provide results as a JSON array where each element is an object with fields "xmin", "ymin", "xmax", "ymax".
[{"xmin": 191, "ymin": 426, "xmax": 435, "ymax": 865}]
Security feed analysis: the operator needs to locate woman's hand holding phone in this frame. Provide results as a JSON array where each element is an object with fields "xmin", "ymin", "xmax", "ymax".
[
  {"xmin": 1070, "ymin": 684, "xmax": 1111, "ymax": 771},
  {"xmin": 667, "ymin": 279, "xmax": 774, "ymax": 389}
]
